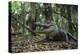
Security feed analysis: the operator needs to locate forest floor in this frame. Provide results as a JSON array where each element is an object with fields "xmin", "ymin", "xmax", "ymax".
[{"xmin": 11, "ymin": 35, "xmax": 78, "ymax": 53}]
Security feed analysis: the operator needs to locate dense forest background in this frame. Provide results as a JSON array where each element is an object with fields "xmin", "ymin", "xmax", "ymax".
[{"xmin": 9, "ymin": 1, "xmax": 78, "ymax": 53}]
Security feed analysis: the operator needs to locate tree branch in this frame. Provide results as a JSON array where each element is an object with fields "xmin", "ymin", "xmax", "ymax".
[{"xmin": 12, "ymin": 17, "xmax": 40, "ymax": 36}]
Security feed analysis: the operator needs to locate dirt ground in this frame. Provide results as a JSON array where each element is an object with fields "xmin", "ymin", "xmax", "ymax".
[{"xmin": 10, "ymin": 35, "xmax": 78, "ymax": 53}]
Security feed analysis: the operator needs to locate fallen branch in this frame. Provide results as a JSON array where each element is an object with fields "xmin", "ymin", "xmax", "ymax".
[{"xmin": 12, "ymin": 17, "xmax": 40, "ymax": 36}]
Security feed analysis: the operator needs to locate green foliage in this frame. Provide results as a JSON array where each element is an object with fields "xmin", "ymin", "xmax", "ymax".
[
  {"xmin": 10, "ymin": 2, "xmax": 78, "ymax": 37},
  {"xmin": 9, "ymin": 1, "xmax": 21, "ymax": 14}
]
